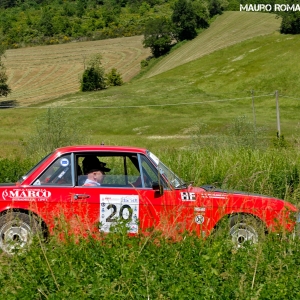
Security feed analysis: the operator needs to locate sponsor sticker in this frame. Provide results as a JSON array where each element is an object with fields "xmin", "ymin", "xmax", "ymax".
[
  {"xmin": 60, "ymin": 158, "xmax": 69, "ymax": 167},
  {"xmin": 194, "ymin": 207, "xmax": 206, "ymax": 212},
  {"xmin": 195, "ymin": 215, "xmax": 205, "ymax": 225},
  {"xmin": 2, "ymin": 188, "xmax": 51, "ymax": 201},
  {"xmin": 181, "ymin": 192, "xmax": 196, "ymax": 201}
]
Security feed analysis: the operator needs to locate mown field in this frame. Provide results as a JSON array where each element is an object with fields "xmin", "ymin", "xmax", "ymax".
[
  {"xmin": 3, "ymin": 12, "xmax": 279, "ymax": 106},
  {"xmin": 3, "ymin": 35, "xmax": 151, "ymax": 105}
]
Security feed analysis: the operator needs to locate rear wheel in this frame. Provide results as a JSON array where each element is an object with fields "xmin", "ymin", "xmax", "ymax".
[
  {"xmin": 0, "ymin": 212, "xmax": 42, "ymax": 254},
  {"xmin": 229, "ymin": 214, "xmax": 265, "ymax": 248}
]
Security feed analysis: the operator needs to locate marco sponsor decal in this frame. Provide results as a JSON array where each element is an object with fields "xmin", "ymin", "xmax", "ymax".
[{"xmin": 2, "ymin": 189, "xmax": 51, "ymax": 201}]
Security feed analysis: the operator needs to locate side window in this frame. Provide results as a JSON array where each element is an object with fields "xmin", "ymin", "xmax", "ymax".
[
  {"xmin": 76, "ymin": 154, "xmax": 141, "ymax": 187},
  {"xmin": 33, "ymin": 154, "xmax": 72, "ymax": 186},
  {"xmin": 100, "ymin": 155, "xmax": 140, "ymax": 187},
  {"xmin": 140, "ymin": 155, "xmax": 167, "ymax": 188}
]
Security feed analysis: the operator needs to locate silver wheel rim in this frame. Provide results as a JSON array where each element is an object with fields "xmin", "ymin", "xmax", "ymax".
[
  {"xmin": 230, "ymin": 223, "xmax": 258, "ymax": 248},
  {"xmin": 0, "ymin": 221, "xmax": 32, "ymax": 254}
]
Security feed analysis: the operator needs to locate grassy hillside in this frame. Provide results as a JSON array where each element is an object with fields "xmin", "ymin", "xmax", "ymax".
[
  {"xmin": 1, "ymin": 12, "xmax": 300, "ymax": 157},
  {"xmin": 3, "ymin": 36, "xmax": 151, "ymax": 105},
  {"xmin": 2, "ymin": 11, "xmax": 280, "ymax": 106},
  {"xmin": 141, "ymin": 11, "xmax": 281, "ymax": 79}
]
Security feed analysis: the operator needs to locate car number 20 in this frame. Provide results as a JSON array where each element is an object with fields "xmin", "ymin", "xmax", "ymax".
[{"xmin": 99, "ymin": 194, "xmax": 139, "ymax": 233}]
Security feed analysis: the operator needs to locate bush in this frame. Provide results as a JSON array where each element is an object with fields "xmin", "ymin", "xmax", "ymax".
[
  {"xmin": 106, "ymin": 68, "xmax": 123, "ymax": 86},
  {"xmin": 0, "ymin": 46, "xmax": 11, "ymax": 97},
  {"xmin": 81, "ymin": 67, "xmax": 106, "ymax": 91},
  {"xmin": 21, "ymin": 108, "xmax": 87, "ymax": 157},
  {"xmin": 0, "ymin": 157, "xmax": 33, "ymax": 183},
  {"xmin": 80, "ymin": 54, "xmax": 106, "ymax": 92}
]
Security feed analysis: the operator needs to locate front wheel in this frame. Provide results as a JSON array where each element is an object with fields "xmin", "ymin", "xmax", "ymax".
[
  {"xmin": 0, "ymin": 212, "xmax": 42, "ymax": 254},
  {"xmin": 229, "ymin": 215, "xmax": 265, "ymax": 248}
]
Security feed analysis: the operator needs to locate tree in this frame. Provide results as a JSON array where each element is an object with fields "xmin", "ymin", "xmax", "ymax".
[
  {"xmin": 106, "ymin": 68, "xmax": 123, "ymax": 86},
  {"xmin": 80, "ymin": 54, "xmax": 106, "ymax": 92},
  {"xmin": 192, "ymin": 0, "xmax": 210, "ymax": 29},
  {"xmin": 280, "ymin": 9, "xmax": 300, "ymax": 34},
  {"xmin": 0, "ymin": 0, "xmax": 17, "ymax": 9},
  {"xmin": 209, "ymin": 0, "xmax": 225, "ymax": 17},
  {"xmin": 172, "ymin": 0, "xmax": 198, "ymax": 41},
  {"xmin": 0, "ymin": 47, "xmax": 11, "ymax": 98},
  {"xmin": 143, "ymin": 16, "xmax": 173, "ymax": 57},
  {"xmin": 38, "ymin": 8, "xmax": 55, "ymax": 36}
]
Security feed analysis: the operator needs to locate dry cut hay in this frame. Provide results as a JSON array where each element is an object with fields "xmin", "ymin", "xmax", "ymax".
[{"xmin": 3, "ymin": 36, "xmax": 151, "ymax": 106}]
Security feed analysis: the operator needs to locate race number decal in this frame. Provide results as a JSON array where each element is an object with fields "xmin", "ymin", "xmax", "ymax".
[{"xmin": 100, "ymin": 195, "xmax": 139, "ymax": 233}]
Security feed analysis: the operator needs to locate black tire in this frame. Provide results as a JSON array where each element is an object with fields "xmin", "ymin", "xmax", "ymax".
[
  {"xmin": 0, "ymin": 212, "xmax": 42, "ymax": 254},
  {"xmin": 229, "ymin": 214, "xmax": 265, "ymax": 248}
]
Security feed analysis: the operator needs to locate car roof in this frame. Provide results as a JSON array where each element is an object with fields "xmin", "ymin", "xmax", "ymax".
[{"xmin": 53, "ymin": 145, "xmax": 148, "ymax": 155}]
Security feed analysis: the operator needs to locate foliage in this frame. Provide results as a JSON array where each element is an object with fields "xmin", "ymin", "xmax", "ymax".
[
  {"xmin": 0, "ymin": 46, "xmax": 11, "ymax": 97},
  {"xmin": 172, "ymin": 0, "xmax": 198, "ymax": 41},
  {"xmin": 280, "ymin": 10, "xmax": 300, "ymax": 34},
  {"xmin": 106, "ymin": 68, "xmax": 123, "ymax": 86},
  {"xmin": 0, "ymin": 157, "xmax": 33, "ymax": 183},
  {"xmin": 0, "ymin": 0, "xmax": 167, "ymax": 48},
  {"xmin": 192, "ymin": 0, "xmax": 210, "ymax": 28},
  {"xmin": 209, "ymin": 0, "xmax": 227, "ymax": 17},
  {"xmin": 0, "ymin": 218, "xmax": 300, "ymax": 299},
  {"xmin": 80, "ymin": 54, "xmax": 106, "ymax": 92},
  {"xmin": 143, "ymin": 16, "xmax": 173, "ymax": 57},
  {"xmin": 22, "ymin": 108, "xmax": 87, "ymax": 157},
  {"xmin": 0, "ymin": 0, "xmax": 222, "ymax": 49}
]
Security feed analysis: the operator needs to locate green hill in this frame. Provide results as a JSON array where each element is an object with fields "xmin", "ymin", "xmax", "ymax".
[
  {"xmin": 141, "ymin": 11, "xmax": 281, "ymax": 78},
  {"xmin": 1, "ymin": 12, "xmax": 300, "ymax": 157}
]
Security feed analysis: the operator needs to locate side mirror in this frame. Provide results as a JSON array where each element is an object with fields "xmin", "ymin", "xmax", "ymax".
[{"xmin": 152, "ymin": 182, "xmax": 164, "ymax": 195}]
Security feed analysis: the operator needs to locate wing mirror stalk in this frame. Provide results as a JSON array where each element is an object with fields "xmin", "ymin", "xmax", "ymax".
[{"xmin": 152, "ymin": 182, "xmax": 164, "ymax": 195}]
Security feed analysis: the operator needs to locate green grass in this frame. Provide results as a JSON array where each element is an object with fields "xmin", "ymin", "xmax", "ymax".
[
  {"xmin": 0, "ymin": 219, "xmax": 299, "ymax": 299},
  {"xmin": 142, "ymin": 11, "xmax": 281, "ymax": 78},
  {"xmin": 1, "ymin": 138, "xmax": 300, "ymax": 299},
  {"xmin": 1, "ymin": 15, "xmax": 300, "ymax": 157}
]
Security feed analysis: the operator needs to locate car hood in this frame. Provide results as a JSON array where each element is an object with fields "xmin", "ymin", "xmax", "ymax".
[{"xmin": 189, "ymin": 184, "xmax": 297, "ymax": 212}]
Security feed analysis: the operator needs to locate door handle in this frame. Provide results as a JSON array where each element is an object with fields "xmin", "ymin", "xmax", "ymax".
[{"xmin": 74, "ymin": 194, "xmax": 90, "ymax": 200}]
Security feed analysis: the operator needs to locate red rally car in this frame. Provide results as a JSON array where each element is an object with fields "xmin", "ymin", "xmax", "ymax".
[{"xmin": 0, "ymin": 145, "xmax": 298, "ymax": 254}]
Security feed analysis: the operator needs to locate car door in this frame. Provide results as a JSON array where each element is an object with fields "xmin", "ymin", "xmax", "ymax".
[
  {"xmin": 72, "ymin": 152, "xmax": 172, "ymax": 235},
  {"xmin": 30, "ymin": 153, "xmax": 79, "ymax": 231}
]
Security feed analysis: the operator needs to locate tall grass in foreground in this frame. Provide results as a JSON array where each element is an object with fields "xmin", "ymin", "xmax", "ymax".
[{"xmin": 0, "ymin": 222, "xmax": 299, "ymax": 299}]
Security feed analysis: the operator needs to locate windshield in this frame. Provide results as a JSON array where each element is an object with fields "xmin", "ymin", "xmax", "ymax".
[
  {"xmin": 147, "ymin": 151, "xmax": 186, "ymax": 189},
  {"xmin": 18, "ymin": 152, "xmax": 53, "ymax": 184}
]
